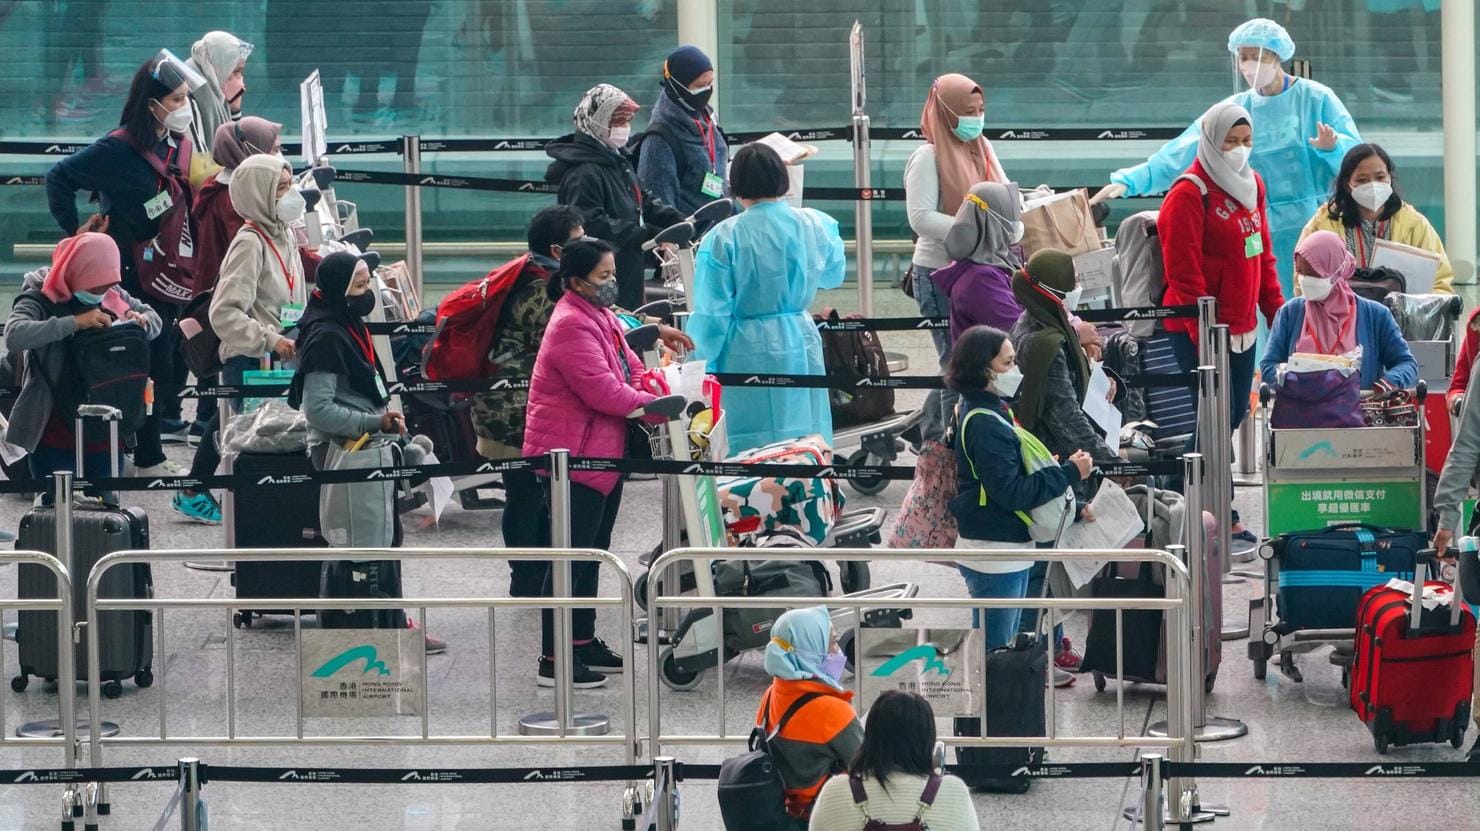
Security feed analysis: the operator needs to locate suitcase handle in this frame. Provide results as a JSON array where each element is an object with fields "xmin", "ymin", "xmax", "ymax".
[{"xmin": 1411, "ymin": 549, "xmax": 1464, "ymax": 634}]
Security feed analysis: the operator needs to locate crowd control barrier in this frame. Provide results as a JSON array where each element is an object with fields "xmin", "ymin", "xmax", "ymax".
[{"xmin": 0, "ymin": 550, "xmax": 77, "ymax": 790}]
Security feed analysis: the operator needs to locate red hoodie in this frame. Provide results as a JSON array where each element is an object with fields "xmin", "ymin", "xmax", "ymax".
[{"xmin": 1156, "ymin": 159, "xmax": 1284, "ymax": 343}]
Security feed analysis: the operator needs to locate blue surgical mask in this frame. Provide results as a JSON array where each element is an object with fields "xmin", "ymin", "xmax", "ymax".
[
  {"xmin": 952, "ymin": 114, "xmax": 985, "ymax": 142},
  {"xmin": 73, "ymin": 289, "xmax": 106, "ymax": 306}
]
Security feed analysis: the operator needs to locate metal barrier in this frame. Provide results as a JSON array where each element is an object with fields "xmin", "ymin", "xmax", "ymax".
[{"xmin": 80, "ymin": 545, "xmax": 639, "ymax": 829}]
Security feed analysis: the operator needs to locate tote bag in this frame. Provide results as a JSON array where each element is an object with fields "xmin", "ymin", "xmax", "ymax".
[
  {"xmin": 319, "ymin": 438, "xmax": 400, "ymax": 548},
  {"xmin": 887, "ymin": 440, "xmax": 959, "ymax": 551},
  {"xmin": 1020, "ymin": 188, "xmax": 1100, "ymax": 258}
]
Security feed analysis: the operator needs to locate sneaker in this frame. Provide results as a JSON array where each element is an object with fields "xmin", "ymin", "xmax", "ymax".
[
  {"xmin": 407, "ymin": 619, "xmax": 447, "ymax": 655},
  {"xmin": 1053, "ymin": 667, "xmax": 1076, "ymax": 688},
  {"xmin": 0, "ymin": 528, "xmax": 14, "ymax": 544},
  {"xmin": 136, "ymin": 459, "xmax": 187, "ymax": 477},
  {"xmin": 574, "ymin": 637, "xmax": 624, "ymax": 673},
  {"xmin": 537, "ymin": 657, "xmax": 608, "ymax": 689},
  {"xmin": 159, "ymin": 419, "xmax": 191, "ymax": 444},
  {"xmin": 171, "ymin": 491, "xmax": 222, "ymax": 525},
  {"xmin": 1055, "ymin": 637, "xmax": 1083, "ymax": 671}
]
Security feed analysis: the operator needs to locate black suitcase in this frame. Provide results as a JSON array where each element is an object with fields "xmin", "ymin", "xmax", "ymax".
[
  {"xmin": 14, "ymin": 409, "xmax": 153, "ymax": 699},
  {"xmin": 229, "ymin": 451, "xmax": 327, "ymax": 628},
  {"xmin": 953, "ymin": 633, "xmax": 1047, "ymax": 794}
]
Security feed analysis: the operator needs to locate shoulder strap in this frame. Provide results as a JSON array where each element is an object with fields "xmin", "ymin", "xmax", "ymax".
[
  {"xmin": 960, "ymin": 407, "xmax": 1035, "ymax": 527},
  {"xmin": 1172, "ymin": 172, "xmax": 1209, "ymax": 203},
  {"xmin": 768, "ymin": 691, "xmax": 823, "ymax": 740},
  {"xmin": 917, "ymin": 774, "xmax": 943, "ymax": 807}
]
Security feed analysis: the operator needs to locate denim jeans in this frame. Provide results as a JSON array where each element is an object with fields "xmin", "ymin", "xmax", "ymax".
[
  {"xmin": 1166, "ymin": 332, "xmax": 1256, "ymax": 525},
  {"xmin": 186, "ymin": 355, "xmax": 265, "ymax": 483},
  {"xmin": 957, "ymin": 565, "xmax": 1032, "ymax": 650},
  {"xmin": 29, "ymin": 444, "xmax": 123, "ymax": 504},
  {"xmin": 911, "ymin": 263, "xmax": 959, "ymax": 444}
]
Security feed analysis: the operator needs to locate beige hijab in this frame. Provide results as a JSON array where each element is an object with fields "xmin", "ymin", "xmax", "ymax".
[{"xmin": 919, "ymin": 74, "xmax": 1007, "ymax": 213}]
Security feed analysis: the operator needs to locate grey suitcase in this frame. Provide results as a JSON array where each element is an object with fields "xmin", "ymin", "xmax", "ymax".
[{"xmin": 13, "ymin": 407, "xmax": 153, "ymax": 699}]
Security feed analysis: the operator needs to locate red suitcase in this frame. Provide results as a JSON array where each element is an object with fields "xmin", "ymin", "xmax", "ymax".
[{"xmin": 1349, "ymin": 555, "xmax": 1475, "ymax": 754}]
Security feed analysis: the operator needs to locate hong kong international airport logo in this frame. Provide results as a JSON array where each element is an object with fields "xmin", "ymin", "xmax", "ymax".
[
  {"xmin": 871, "ymin": 645, "xmax": 952, "ymax": 679},
  {"xmin": 311, "ymin": 645, "xmax": 391, "ymax": 678}
]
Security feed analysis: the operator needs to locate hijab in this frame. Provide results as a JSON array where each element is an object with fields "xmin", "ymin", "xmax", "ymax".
[
  {"xmin": 762, "ymin": 606, "xmax": 843, "ymax": 691},
  {"xmin": 573, "ymin": 84, "xmax": 639, "ymax": 146},
  {"xmin": 288, "ymin": 251, "xmax": 389, "ymax": 411},
  {"xmin": 42, "ymin": 232, "xmax": 131, "ymax": 319},
  {"xmin": 211, "ymin": 117, "xmax": 281, "ymax": 172},
  {"xmin": 918, "ymin": 74, "xmax": 1007, "ymax": 214},
  {"xmin": 1195, "ymin": 101, "xmax": 1258, "ymax": 212},
  {"xmin": 228, "ymin": 154, "xmax": 298, "ymax": 253},
  {"xmin": 944, "ymin": 181, "xmax": 1021, "ymax": 269},
  {"xmin": 189, "ymin": 31, "xmax": 249, "ymax": 152},
  {"xmin": 1294, "ymin": 230, "xmax": 1359, "ymax": 355},
  {"xmin": 661, "ymin": 45, "xmax": 714, "ymax": 114},
  {"xmin": 1012, "ymin": 249, "xmax": 1090, "ymax": 431}
]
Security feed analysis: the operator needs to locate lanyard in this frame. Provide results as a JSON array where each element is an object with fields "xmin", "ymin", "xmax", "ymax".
[
  {"xmin": 347, "ymin": 322, "xmax": 377, "ymax": 366},
  {"xmin": 611, "ymin": 325, "xmax": 631, "ymax": 382},
  {"xmin": 246, "ymin": 221, "xmax": 295, "ymax": 294},
  {"xmin": 1302, "ymin": 295, "xmax": 1355, "ymax": 355},
  {"xmin": 1353, "ymin": 220, "xmax": 1388, "ymax": 269},
  {"xmin": 693, "ymin": 116, "xmax": 717, "ymax": 170}
]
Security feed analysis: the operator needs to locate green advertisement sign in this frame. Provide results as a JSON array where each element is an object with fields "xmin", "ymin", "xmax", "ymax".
[
  {"xmin": 694, "ymin": 475, "xmax": 727, "ymax": 547},
  {"xmin": 1266, "ymin": 481, "xmax": 1422, "ymax": 537}
]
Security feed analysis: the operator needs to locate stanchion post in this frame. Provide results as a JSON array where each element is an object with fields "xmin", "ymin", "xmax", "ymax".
[
  {"xmin": 1196, "ymin": 297, "xmax": 1217, "ymax": 365},
  {"xmin": 849, "ymin": 21, "xmax": 874, "ymax": 318},
  {"xmin": 1184, "ymin": 454, "xmax": 1209, "ymax": 732},
  {"xmin": 179, "ymin": 757, "xmax": 201, "ymax": 831},
  {"xmin": 1212, "ymin": 326, "xmax": 1244, "ymax": 571},
  {"xmin": 1140, "ymin": 754, "xmax": 1165, "ymax": 831},
  {"xmin": 403, "ymin": 134, "xmax": 424, "ymax": 301},
  {"xmin": 56, "ymin": 473, "xmax": 76, "ymax": 766},
  {"xmin": 654, "ymin": 756, "xmax": 678, "ymax": 831}
]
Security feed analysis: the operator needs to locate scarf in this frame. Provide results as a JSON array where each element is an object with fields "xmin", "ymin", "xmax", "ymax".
[
  {"xmin": 1194, "ymin": 101, "xmax": 1258, "ymax": 212},
  {"xmin": 288, "ymin": 251, "xmax": 389, "ymax": 411},
  {"xmin": 210, "ymin": 117, "xmax": 281, "ymax": 171},
  {"xmin": 1011, "ymin": 249, "xmax": 1089, "ymax": 431},
  {"xmin": 572, "ymin": 83, "xmax": 639, "ymax": 146},
  {"xmin": 918, "ymin": 73, "xmax": 1007, "ymax": 213},
  {"xmin": 41, "ymin": 232, "xmax": 131, "ymax": 319},
  {"xmin": 189, "ymin": 32, "xmax": 249, "ymax": 153},
  {"xmin": 1294, "ymin": 230, "xmax": 1359, "ymax": 355},
  {"xmin": 762, "ymin": 606, "xmax": 844, "ymax": 691},
  {"xmin": 944, "ymin": 181, "xmax": 1021, "ymax": 269}
]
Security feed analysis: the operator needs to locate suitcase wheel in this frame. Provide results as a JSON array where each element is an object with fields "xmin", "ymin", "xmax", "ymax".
[
  {"xmin": 1252, "ymin": 656, "xmax": 1267, "ymax": 681},
  {"xmin": 1374, "ymin": 732, "xmax": 1389, "ymax": 755},
  {"xmin": 102, "ymin": 681, "xmax": 123, "ymax": 699},
  {"xmin": 134, "ymin": 668, "xmax": 154, "ymax": 689},
  {"xmin": 233, "ymin": 612, "xmax": 254, "ymax": 629},
  {"xmin": 10, "ymin": 674, "xmax": 26, "ymax": 693},
  {"xmin": 1093, "ymin": 672, "xmax": 1106, "ymax": 692}
]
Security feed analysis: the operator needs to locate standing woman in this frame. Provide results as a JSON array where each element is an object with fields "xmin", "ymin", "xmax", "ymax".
[
  {"xmin": 636, "ymin": 45, "xmax": 730, "ymax": 217},
  {"xmin": 45, "ymin": 51, "xmax": 207, "ymax": 477},
  {"xmin": 545, "ymin": 84, "xmax": 685, "ymax": 310},
  {"xmin": 904, "ymin": 73, "xmax": 1009, "ymax": 446},
  {"xmin": 688, "ymin": 143, "xmax": 846, "ymax": 453},
  {"xmin": 186, "ymin": 31, "xmax": 253, "ymax": 171}
]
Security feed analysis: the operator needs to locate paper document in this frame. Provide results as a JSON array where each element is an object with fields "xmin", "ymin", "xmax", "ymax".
[
  {"xmin": 0, "ymin": 413, "xmax": 24, "ymax": 468},
  {"xmin": 754, "ymin": 132, "xmax": 817, "ymax": 165},
  {"xmin": 1370, "ymin": 239, "xmax": 1441, "ymax": 295},
  {"xmin": 1082, "ymin": 364, "xmax": 1122, "ymax": 446},
  {"xmin": 1058, "ymin": 479, "xmax": 1145, "ymax": 589}
]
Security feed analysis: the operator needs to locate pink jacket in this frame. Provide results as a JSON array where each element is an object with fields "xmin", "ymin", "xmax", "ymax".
[{"xmin": 523, "ymin": 292, "xmax": 654, "ymax": 495}]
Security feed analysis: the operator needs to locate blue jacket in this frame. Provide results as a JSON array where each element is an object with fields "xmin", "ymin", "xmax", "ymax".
[
  {"xmin": 949, "ymin": 390, "xmax": 1077, "ymax": 543},
  {"xmin": 1260, "ymin": 296, "xmax": 1418, "ymax": 389},
  {"xmin": 636, "ymin": 93, "xmax": 730, "ymax": 217}
]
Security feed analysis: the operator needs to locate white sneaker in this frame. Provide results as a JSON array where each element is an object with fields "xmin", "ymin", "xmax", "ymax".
[{"xmin": 135, "ymin": 459, "xmax": 187, "ymax": 477}]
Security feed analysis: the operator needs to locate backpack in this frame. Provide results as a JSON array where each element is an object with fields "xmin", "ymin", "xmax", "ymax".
[
  {"xmin": 815, "ymin": 308, "xmax": 894, "ymax": 426},
  {"xmin": 1350, "ymin": 265, "xmax": 1406, "ymax": 303},
  {"xmin": 1113, "ymin": 173, "xmax": 1207, "ymax": 338},
  {"xmin": 422, "ymin": 254, "xmax": 534, "ymax": 381},
  {"xmin": 959, "ymin": 407, "xmax": 1074, "ymax": 543},
  {"xmin": 848, "ymin": 774, "xmax": 942, "ymax": 831},
  {"xmin": 22, "ymin": 291, "xmax": 150, "ymax": 444},
  {"xmin": 717, "ymin": 689, "xmax": 823, "ymax": 831},
  {"xmin": 110, "ymin": 129, "xmax": 197, "ymax": 306},
  {"xmin": 628, "ymin": 120, "xmax": 682, "ymax": 174}
]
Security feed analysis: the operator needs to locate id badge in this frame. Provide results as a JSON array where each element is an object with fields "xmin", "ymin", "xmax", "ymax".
[
  {"xmin": 280, "ymin": 302, "xmax": 305, "ymax": 327},
  {"xmin": 143, "ymin": 190, "xmax": 173, "ymax": 220},
  {"xmin": 1244, "ymin": 233, "xmax": 1264, "ymax": 258},
  {"xmin": 374, "ymin": 374, "xmax": 389, "ymax": 399},
  {"xmin": 700, "ymin": 172, "xmax": 724, "ymax": 198}
]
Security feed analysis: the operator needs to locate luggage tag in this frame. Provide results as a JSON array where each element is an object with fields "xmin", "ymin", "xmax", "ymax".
[
  {"xmin": 279, "ymin": 302, "xmax": 305, "ymax": 327},
  {"xmin": 143, "ymin": 190, "xmax": 173, "ymax": 220},
  {"xmin": 1244, "ymin": 233, "xmax": 1264, "ymax": 258},
  {"xmin": 700, "ymin": 172, "xmax": 724, "ymax": 198}
]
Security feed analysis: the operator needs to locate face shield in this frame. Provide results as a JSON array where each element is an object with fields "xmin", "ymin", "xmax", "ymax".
[
  {"xmin": 1227, "ymin": 18, "xmax": 1295, "ymax": 94},
  {"xmin": 1232, "ymin": 45, "xmax": 1283, "ymax": 93},
  {"xmin": 150, "ymin": 49, "xmax": 207, "ymax": 93}
]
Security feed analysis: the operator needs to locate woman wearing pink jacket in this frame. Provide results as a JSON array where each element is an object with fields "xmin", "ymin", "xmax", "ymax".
[{"xmin": 523, "ymin": 237, "xmax": 657, "ymax": 689}]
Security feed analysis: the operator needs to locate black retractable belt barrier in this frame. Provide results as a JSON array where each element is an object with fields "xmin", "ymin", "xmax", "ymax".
[
  {"xmin": 1075, "ymin": 305, "xmax": 1198, "ymax": 323},
  {"xmin": 1, "ymin": 766, "xmax": 178, "ymax": 784},
  {"xmin": 366, "ymin": 321, "xmax": 438, "ymax": 336},
  {"xmin": 206, "ymin": 764, "xmax": 653, "ymax": 784},
  {"xmin": 332, "ymin": 169, "xmax": 559, "ymax": 194}
]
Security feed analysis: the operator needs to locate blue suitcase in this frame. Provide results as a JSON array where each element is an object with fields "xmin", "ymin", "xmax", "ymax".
[{"xmin": 1271, "ymin": 524, "xmax": 1424, "ymax": 635}]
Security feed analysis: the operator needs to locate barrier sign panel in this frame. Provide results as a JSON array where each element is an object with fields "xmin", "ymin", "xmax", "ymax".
[
  {"xmin": 859, "ymin": 628, "xmax": 982, "ymax": 715},
  {"xmin": 302, "ymin": 628, "xmax": 424, "ymax": 717},
  {"xmin": 1272, "ymin": 427, "xmax": 1415, "ymax": 470},
  {"xmin": 1266, "ymin": 481, "xmax": 1422, "ymax": 537}
]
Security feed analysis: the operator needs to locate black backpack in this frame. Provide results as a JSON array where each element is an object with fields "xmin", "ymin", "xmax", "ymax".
[
  {"xmin": 814, "ymin": 308, "xmax": 894, "ymax": 427},
  {"xmin": 717, "ymin": 689, "xmax": 822, "ymax": 831},
  {"xmin": 23, "ymin": 291, "xmax": 150, "ymax": 445}
]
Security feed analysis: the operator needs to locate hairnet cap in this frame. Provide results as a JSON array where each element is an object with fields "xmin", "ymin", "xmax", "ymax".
[{"xmin": 1228, "ymin": 18, "xmax": 1295, "ymax": 62}]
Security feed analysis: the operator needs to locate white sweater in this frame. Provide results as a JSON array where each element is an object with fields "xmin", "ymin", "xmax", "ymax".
[
  {"xmin": 903, "ymin": 144, "xmax": 958, "ymax": 271},
  {"xmin": 808, "ymin": 773, "xmax": 979, "ymax": 831}
]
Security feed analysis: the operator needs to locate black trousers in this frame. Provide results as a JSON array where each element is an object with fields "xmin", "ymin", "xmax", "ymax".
[
  {"xmin": 133, "ymin": 302, "xmax": 178, "ymax": 467},
  {"xmin": 540, "ymin": 480, "xmax": 623, "ymax": 657},
  {"xmin": 503, "ymin": 468, "xmax": 550, "ymax": 593}
]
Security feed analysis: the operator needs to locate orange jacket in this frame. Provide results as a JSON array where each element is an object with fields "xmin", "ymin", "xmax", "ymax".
[{"xmin": 754, "ymin": 678, "xmax": 864, "ymax": 819}]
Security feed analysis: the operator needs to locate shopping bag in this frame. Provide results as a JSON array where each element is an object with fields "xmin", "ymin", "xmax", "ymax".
[
  {"xmin": 886, "ymin": 440, "xmax": 958, "ymax": 553},
  {"xmin": 1271, "ymin": 368, "xmax": 1363, "ymax": 429},
  {"xmin": 1020, "ymin": 188, "xmax": 1100, "ymax": 258},
  {"xmin": 319, "ymin": 438, "xmax": 400, "ymax": 548}
]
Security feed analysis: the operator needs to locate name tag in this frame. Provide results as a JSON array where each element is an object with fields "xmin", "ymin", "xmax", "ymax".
[
  {"xmin": 374, "ymin": 374, "xmax": 389, "ymax": 399},
  {"xmin": 700, "ymin": 172, "xmax": 724, "ymax": 198},
  {"xmin": 143, "ymin": 190, "xmax": 173, "ymax": 220},
  {"xmin": 1244, "ymin": 233, "xmax": 1264, "ymax": 258},
  {"xmin": 280, "ymin": 302, "xmax": 304, "ymax": 326}
]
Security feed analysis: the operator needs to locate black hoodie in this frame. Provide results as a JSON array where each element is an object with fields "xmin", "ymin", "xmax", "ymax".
[{"xmin": 545, "ymin": 132, "xmax": 684, "ymax": 308}]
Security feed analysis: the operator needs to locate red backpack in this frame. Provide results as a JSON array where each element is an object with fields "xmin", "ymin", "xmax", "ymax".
[
  {"xmin": 422, "ymin": 253, "xmax": 536, "ymax": 380},
  {"xmin": 110, "ymin": 129, "xmax": 197, "ymax": 305}
]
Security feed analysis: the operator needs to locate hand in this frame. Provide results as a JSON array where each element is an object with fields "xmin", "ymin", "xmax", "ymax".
[
  {"xmin": 1309, "ymin": 122, "xmax": 1338, "ymax": 151},
  {"xmin": 1104, "ymin": 376, "xmax": 1117, "ymax": 402},
  {"xmin": 76, "ymin": 214, "xmax": 109, "ymax": 235},
  {"xmin": 72, "ymin": 309, "xmax": 110, "ymax": 330},
  {"xmin": 379, "ymin": 410, "xmax": 405, "ymax": 434},
  {"xmin": 1450, "ymin": 395, "xmax": 1465, "ymax": 418},
  {"xmin": 1080, "ymin": 504, "xmax": 1097, "ymax": 523},
  {"xmin": 1074, "ymin": 319, "xmax": 1100, "ymax": 348},
  {"xmin": 125, "ymin": 310, "xmax": 149, "ymax": 326},
  {"xmin": 1433, "ymin": 528, "xmax": 1454, "ymax": 559},
  {"xmin": 1069, "ymin": 449, "xmax": 1093, "ymax": 480},
  {"xmin": 1090, "ymin": 183, "xmax": 1127, "ymax": 205},
  {"xmin": 657, "ymin": 324, "xmax": 694, "ymax": 352},
  {"xmin": 272, "ymin": 337, "xmax": 296, "ymax": 360}
]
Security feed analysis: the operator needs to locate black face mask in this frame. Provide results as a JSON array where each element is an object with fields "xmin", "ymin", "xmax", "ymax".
[
  {"xmin": 665, "ymin": 76, "xmax": 712, "ymax": 112},
  {"xmin": 346, "ymin": 290, "xmax": 376, "ymax": 317}
]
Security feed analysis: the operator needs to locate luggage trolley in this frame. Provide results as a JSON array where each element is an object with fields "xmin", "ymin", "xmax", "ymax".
[{"xmin": 1247, "ymin": 381, "xmax": 1430, "ymax": 682}]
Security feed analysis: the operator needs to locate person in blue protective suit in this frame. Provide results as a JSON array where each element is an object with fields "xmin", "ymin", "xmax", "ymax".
[
  {"xmin": 1092, "ymin": 17, "xmax": 1361, "ymax": 301},
  {"xmin": 688, "ymin": 143, "xmax": 846, "ymax": 454}
]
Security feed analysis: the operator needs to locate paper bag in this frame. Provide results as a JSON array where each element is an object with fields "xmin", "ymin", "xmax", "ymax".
[{"xmin": 1021, "ymin": 188, "xmax": 1100, "ymax": 257}]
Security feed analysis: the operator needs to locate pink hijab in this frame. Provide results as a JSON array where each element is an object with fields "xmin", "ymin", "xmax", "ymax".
[
  {"xmin": 1294, "ymin": 230, "xmax": 1358, "ymax": 355},
  {"xmin": 43, "ymin": 232, "xmax": 130, "ymax": 318},
  {"xmin": 919, "ymin": 74, "xmax": 1007, "ymax": 213}
]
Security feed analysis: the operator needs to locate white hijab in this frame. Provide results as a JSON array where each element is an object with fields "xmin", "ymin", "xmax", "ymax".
[{"xmin": 1195, "ymin": 101, "xmax": 1258, "ymax": 212}]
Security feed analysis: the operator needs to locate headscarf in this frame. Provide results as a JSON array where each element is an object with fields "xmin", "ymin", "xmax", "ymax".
[
  {"xmin": 661, "ymin": 45, "xmax": 714, "ymax": 113},
  {"xmin": 189, "ymin": 32, "xmax": 251, "ymax": 152},
  {"xmin": 1195, "ymin": 101, "xmax": 1258, "ymax": 212},
  {"xmin": 1294, "ymin": 230, "xmax": 1359, "ymax": 355},
  {"xmin": 944, "ymin": 181, "xmax": 1021, "ymax": 268},
  {"xmin": 288, "ymin": 251, "xmax": 389, "ymax": 411},
  {"xmin": 42, "ymin": 232, "xmax": 129, "ymax": 318},
  {"xmin": 573, "ymin": 84, "xmax": 640, "ymax": 145},
  {"xmin": 228, "ymin": 154, "xmax": 305, "ymax": 291},
  {"xmin": 1012, "ymin": 249, "xmax": 1090, "ymax": 431},
  {"xmin": 762, "ymin": 606, "xmax": 843, "ymax": 691},
  {"xmin": 918, "ymin": 74, "xmax": 1007, "ymax": 214},
  {"xmin": 211, "ymin": 117, "xmax": 281, "ymax": 172}
]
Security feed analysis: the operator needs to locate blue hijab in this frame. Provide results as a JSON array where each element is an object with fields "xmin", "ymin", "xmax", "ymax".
[{"xmin": 763, "ymin": 606, "xmax": 842, "ymax": 690}]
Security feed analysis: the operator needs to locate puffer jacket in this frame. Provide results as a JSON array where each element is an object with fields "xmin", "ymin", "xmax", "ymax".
[{"xmin": 522, "ymin": 291, "xmax": 654, "ymax": 495}]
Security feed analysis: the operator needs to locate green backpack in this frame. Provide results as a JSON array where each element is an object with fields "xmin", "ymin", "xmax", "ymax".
[{"xmin": 960, "ymin": 407, "xmax": 1075, "ymax": 543}]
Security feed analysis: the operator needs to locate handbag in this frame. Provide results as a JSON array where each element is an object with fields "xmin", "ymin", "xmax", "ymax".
[
  {"xmin": 886, "ymin": 439, "xmax": 958, "ymax": 551},
  {"xmin": 319, "ymin": 437, "xmax": 402, "ymax": 548},
  {"xmin": 1361, "ymin": 387, "xmax": 1418, "ymax": 427},
  {"xmin": 1270, "ymin": 368, "xmax": 1364, "ymax": 429},
  {"xmin": 1020, "ymin": 188, "xmax": 1100, "ymax": 257}
]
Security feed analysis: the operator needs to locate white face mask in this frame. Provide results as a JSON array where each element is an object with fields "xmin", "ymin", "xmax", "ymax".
[
  {"xmin": 1351, "ymin": 181, "xmax": 1393, "ymax": 213},
  {"xmin": 1061, "ymin": 285, "xmax": 1083, "ymax": 311},
  {"xmin": 606, "ymin": 125, "xmax": 632, "ymax": 148},
  {"xmin": 989, "ymin": 365, "xmax": 1024, "ymax": 398},
  {"xmin": 1223, "ymin": 145, "xmax": 1251, "ymax": 171},
  {"xmin": 154, "ymin": 100, "xmax": 193, "ymax": 133},
  {"xmin": 276, "ymin": 188, "xmax": 307, "ymax": 224},
  {"xmin": 1239, "ymin": 59, "xmax": 1280, "ymax": 90},
  {"xmin": 1299, "ymin": 274, "xmax": 1334, "ymax": 302},
  {"xmin": 1010, "ymin": 220, "xmax": 1025, "ymax": 245}
]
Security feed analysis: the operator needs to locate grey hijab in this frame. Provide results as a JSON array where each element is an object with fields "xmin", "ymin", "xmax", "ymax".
[
  {"xmin": 944, "ymin": 181, "xmax": 1021, "ymax": 269},
  {"xmin": 1195, "ymin": 101, "xmax": 1258, "ymax": 212}
]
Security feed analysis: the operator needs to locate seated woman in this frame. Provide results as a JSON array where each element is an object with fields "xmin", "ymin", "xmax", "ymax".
[
  {"xmin": 1299, "ymin": 143, "xmax": 1453, "ymax": 294},
  {"xmin": 755, "ymin": 606, "xmax": 862, "ymax": 826},
  {"xmin": 1261, "ymin": 230, "xmax": 1417, "ymax": 398},
  {"xmin": 808, "ymin": 690, "xmax": 978, "ymax": 831}
]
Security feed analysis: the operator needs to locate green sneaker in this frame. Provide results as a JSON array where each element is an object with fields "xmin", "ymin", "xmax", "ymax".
[{"xmin": 171, "ymin": 491, "xmax": 222, "ymax": 525}]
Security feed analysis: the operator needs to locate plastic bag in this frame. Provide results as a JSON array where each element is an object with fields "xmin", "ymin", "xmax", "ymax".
[{"xmin": 220, "ymin": 399, "xmax": 307, "ymax": 462}]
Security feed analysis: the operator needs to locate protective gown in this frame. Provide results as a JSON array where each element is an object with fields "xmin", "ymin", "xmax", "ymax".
[
  {"xmin": 688, "ymin": 200, "xmax": 846, "ymax": 454},
  {"xmin": 1110, "ymin": 79, "xmax": 1361, "ymax": 299}
]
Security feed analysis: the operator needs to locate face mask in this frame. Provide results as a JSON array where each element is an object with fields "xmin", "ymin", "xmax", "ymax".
[
  {"xmin": 1299, "ymin": 275, "xmax": 1334, "ymax": 302},
  {"xmin": 606, "ymin": 125, "xmax": 632, "ymax": 148},
  {"xmin": 820, "ymin": 651, "xmax": 847, "ymax": 682},
  {"xmin": 153, "ymin": 100, "xmax": 193, "ymax": 133},
  {"xmin": 72, "ymin": 289, "xmax": 106, "ymax": 306},
  {"xmin": 1061, "ymin": 286, "xmax": 1083, "ymax": 311},
  {"xmin": 346, "ymin": 289, "xmax": 377, "ymax": 317},
  {"xmin": 224, "ymin": 76, "xmax": 246, "ymax": 109},
  {"xmin": 276, "ymin": 189, "xmax": 307, "ymax": 224},
  {"xmin": 1239, "ymin": 59, "xmax": 1280, "ymax": 90},
  {"xmin": 952, "ymin": 114, "xmax": 985, "ymax": 143},
  {"xmin": 1010, "ymin": 220, "xmax": 1025, "ymax": 245},
  {"xmin": 1223, "ymin": 145, "xmax": 1251, "ymax": 171},
  {"xmin": 685, "ymin": 84, "xmax": 713, "ymax": 109},
  {"xmin": 989, "ymin": 365, "xmax": 1024, "ymax": 398},
  {"xmin": 1351, "ymin": 181, "xmax": 1393, "ymax": 213},
  {"xmin": 583, "ymin": 277, "xmax": 619, "ymax": 308}
]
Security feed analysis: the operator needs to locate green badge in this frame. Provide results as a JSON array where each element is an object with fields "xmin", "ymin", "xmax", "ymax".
[
  {"xmin": 143, "ymin": 190, "xmax": 174, "ymax": 220},
  {"xmin": 280, "ymin": 302, "xmax": 305, "ymax": 327},
  {"xmin": 700, "ymin": 172, "xmax": 724, "ymax": 198},
  {"xmin": 1244, "ymin": 233, "xmax": 1264, "ymax": 258}
]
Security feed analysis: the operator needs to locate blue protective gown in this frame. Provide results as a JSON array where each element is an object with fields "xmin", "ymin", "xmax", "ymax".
[
  {"xmin": 689, "ymin": 200, "xmax": 846, "ymax": 454},
  {"xmin": 1111, "ymin": 79, "xmax": 1361, "ymax": 300}
]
